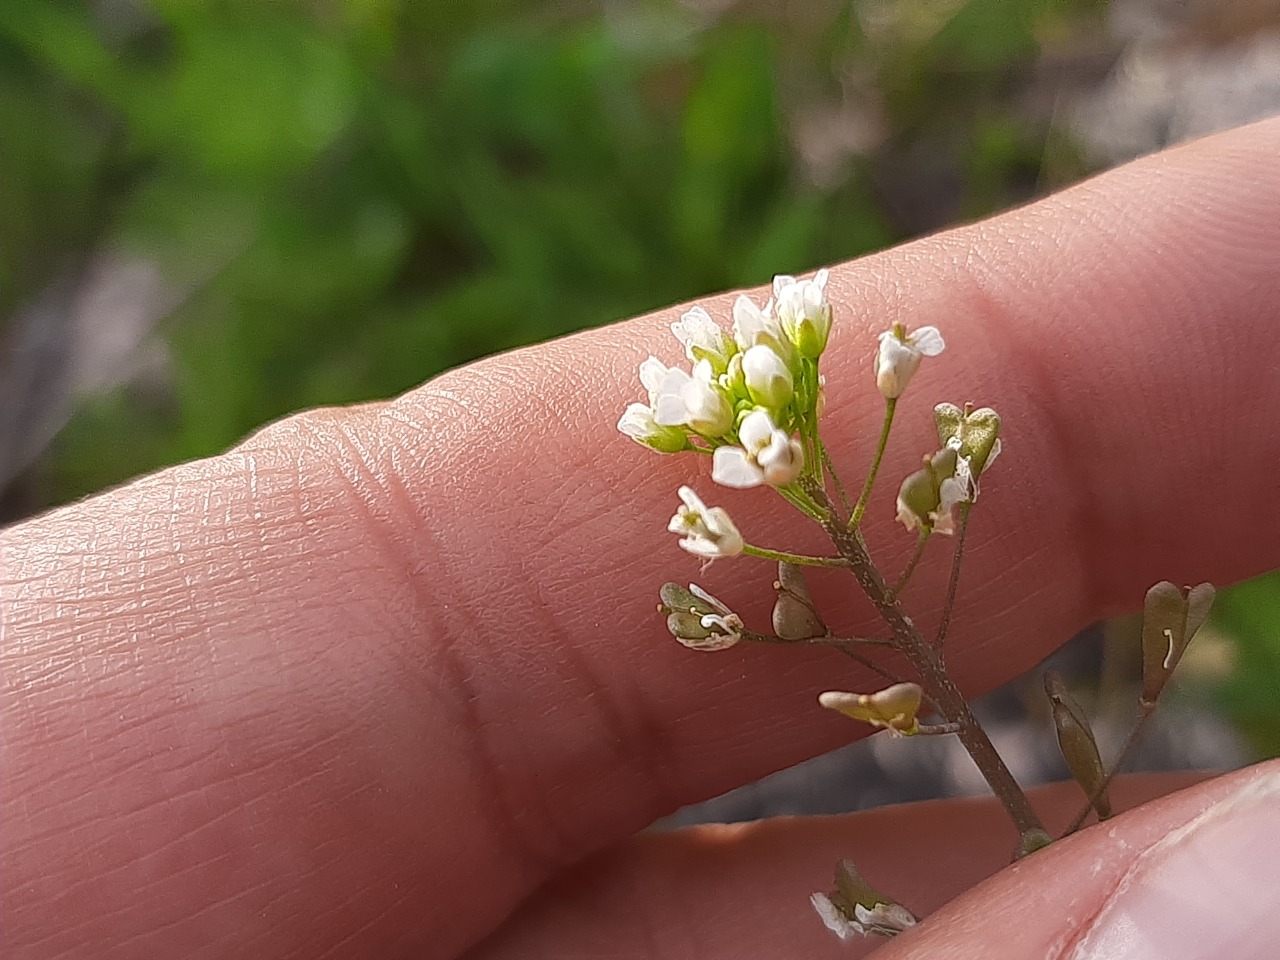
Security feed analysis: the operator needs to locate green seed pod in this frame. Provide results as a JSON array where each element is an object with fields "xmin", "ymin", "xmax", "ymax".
[
  {"xmin": 772, "ymin": 562, "xmax": 825, "ymax": 640},
  {"xmin": 658, "ymin": 582, "xmax": 741, "ymax": 651},
  {"xmin": 935, "ymin": 402, "xmax": 1002, "ymax": 477},
  {"xmin": 1140, "ymin": 581, "xmax": 1216, "ymax": 706},
  {"xmin": 1044, "ymin": 670, "xmax": 1111, "ymax": 821}
]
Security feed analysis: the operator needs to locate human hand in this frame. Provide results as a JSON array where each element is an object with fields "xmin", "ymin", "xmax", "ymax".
[{"xmin": 4, "ymin": 118, "xmax": 1280, "ymax": 960}]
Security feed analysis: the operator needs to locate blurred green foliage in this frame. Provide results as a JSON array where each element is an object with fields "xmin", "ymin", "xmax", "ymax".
[
  {"xmin": 1209, "ymin": 576, "xmax": 1280, "ymax": 757},
  {"xmin": 2, "ymin": 0, "xmax": 1276, "ymax": 755},
  {"xmin": 1, "ymin": 0, "xmax": 1096, "ymax": 500}
]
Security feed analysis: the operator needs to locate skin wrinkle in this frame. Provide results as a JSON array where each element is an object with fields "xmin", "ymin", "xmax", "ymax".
[
  {"xmin": 353, "ymin": 405, "xmax": 568, "ymax": 919},
  {"xmin": 956, "ymin": 245, "xmax": 1104, "ymax": 626}
]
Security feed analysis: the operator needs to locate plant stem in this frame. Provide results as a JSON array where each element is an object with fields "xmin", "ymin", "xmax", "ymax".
[
  {"xmin": 933, "ymin": 501, "xmax": 972, "ymax": 651},
  {"xmin": 831, "ymin": 645, "xmax": 913, "ymax": 689},
  {"xmin": 1061, "ymin": 701, "xmax": 1156, "ymax": 838},
  {"xmin": 817, "ymin": 501, "xmax": 1045, "ymax": 842},
  {"xmin": 850, "ymin": 398, "xmax": 896, "ymax": 528},
  {"xmin": 743, "ymin": 544, "xmax": 849, "ymax": 568},
  {"xmin": 891, "ymin": 532, "xmax": 930, "ymax": 599},
  {"xmin": 777, "ymin": 484, "xmax": 828, "ymax": 522},
  {"xmin": 819, "ymin": 440, "xmax": 853, "ymax": 517}
]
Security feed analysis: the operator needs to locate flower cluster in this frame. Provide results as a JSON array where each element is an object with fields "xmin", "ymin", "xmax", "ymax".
[{"xmin": 618, "ymin": 271, "xmax": 834, "ymax": 490}]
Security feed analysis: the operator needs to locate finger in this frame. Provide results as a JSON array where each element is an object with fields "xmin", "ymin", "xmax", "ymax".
[
  {"xmin": 5, "ymin": 118, "xmax": 1280, "ymax": 960},
  {"xmin": 876, "ymin": 760, "xmax": 1280, "ymax": 960},
  {"xmin": 466, "ymin": 769, "xmax": 1238, "ymax": 960}
]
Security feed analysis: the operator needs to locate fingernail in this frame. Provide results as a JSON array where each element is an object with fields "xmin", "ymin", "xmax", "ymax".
[{"xmin": 1071, "ymin": 769, "xmax": 1280, "ymax": 959}]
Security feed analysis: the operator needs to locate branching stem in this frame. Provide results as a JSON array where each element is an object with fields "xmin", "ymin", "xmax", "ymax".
[{"xmin": 813, "ymin": 489, "xmax": 1045, "ymax": 845}]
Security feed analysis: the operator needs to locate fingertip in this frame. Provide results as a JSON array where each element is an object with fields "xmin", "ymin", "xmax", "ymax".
[{"xmin": 876, "ymin": 760, "xmax": 1280, "ymax": 960}]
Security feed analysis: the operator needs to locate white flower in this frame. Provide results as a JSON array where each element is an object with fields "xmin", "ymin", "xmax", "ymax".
[
  {"xmin": 774, "ymin": 269, "xmax": 832, "ymax": 359},
  {"xmin": 671, "ymin": 306, "xmax": 735, "ymax": 374},
  {"xmin": 741, "ymin": 344, "xmax": 793, "ymax": 410},
  {"xmin": 653, "ymin": 360, "xmax": 734, "ymax": 438},
  {"xmin": 731, "ymin": 293, "xmax": 792, "ymax": 363},
  {"xmin": 712, "ymin": 409, "xmax": 805, "ymax": 488},
  {"xmin": 638, "ymin": 356, "xmax": 674, "ymax": 402},
  {"xmin": 668, "ymin": 486, "xmax": 744, "ymax": 559},
  {"xmin": 616, "ymin": 403, "xmax": 688, "ymax": 453},
  {"xmin": 875, "ymin": 324, "xmax": 945, "ymax": 399}
]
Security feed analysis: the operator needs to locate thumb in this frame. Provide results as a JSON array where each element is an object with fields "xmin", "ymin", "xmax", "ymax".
[{"xmin": 878, "ymin": 760, "xmax": 1280, "ymax": 960}]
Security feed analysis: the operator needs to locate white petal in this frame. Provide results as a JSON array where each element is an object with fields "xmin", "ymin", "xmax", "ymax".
[
  {"xmin": 677, "ymin": 485, "xmax": 705, "ymax": 514},
  {"xmin": 671, "ymin": 306, "xmax": 714, "ymax": 346},
  {"xmin": 617, "ymin": 403, "xmax": 655, "ymax": 439},
  {"xmin": 688, "ymin": 583, "xmax": 732, "ymax": 616},
  {"xmin": 911, "ymin": 326, "xmax": 945, "ymax": 356},
  {"xmin": 772, "ymin": 274, "xmax": 796, "ymax": 300},
  {"xmin": 896, "ymin": 496, "xmax": 924, "ymax": 532},
  {"xmin": 712, "ymin": 446, "xmax": 764, "ymax": 488},
  {"xmin": 676, "ymin": 629, "xmax": 740, "ymax": 652},
  {"xmin": 738, "ymin": 408, "xmax": 777, "ymax": 452},
  {"xmin": 638, "ymin": 356, "xmax": 672, "ymax": 399},
  {"xmin": 678, "ymin": 535, "xmax": 720, "ymax": 557},
  {"xmin": 758, "ymin": 434, "xmax": 804, "ymax": 486},
  {"xmin": 653, "ymin": 368, "xmax": 692, "ymax": 425},
  {"xmin": 810, "ymin": 893, "xmax": 863, "ymax": 940}
]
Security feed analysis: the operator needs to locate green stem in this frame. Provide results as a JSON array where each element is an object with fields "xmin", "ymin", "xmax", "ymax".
[
  {"xmin": 890, "ymin": 531, "xmax": 930, "ymax": 599},
  {"xmin": 933, "ymin": 501, "xmax": 972, "ymax": 651},
  {"xmin": 831, "ymin": 645, "xmax": 912, "ymax": 688},
  {"xmin": 819, "ymin": 440, "xmax": 853, "ymax": 517},
  {"xmin": 850, "ymin": 398, "xmax": 896, "ymax": 528},
  {"xmin": 743, "ymin": 544, "xmax": 849, "ymax": 568},
  {"xmin": 776, "ymin": 484, "xmax": 828, "ymax": 522}
]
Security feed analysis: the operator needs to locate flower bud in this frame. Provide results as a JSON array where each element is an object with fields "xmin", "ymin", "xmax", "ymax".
[
  {"xmin": 875, "ymin": 323, "xmax": 944, "ymax": 399},
  {"xmin": 712, "ymin": 409, "xmax": 804, "ymax": 488},
  {"xmin": 1140, "ymin": 581, "xmax": 1216, "ymax": 706},
  {"xmin": 742, "ymin": 344, "xmax": 794, "ymax": 410},
  {"xmin": 772, "ymin": 562, "xmax": 825, "ymax": 640},
  {"xmin": 1044, "ymin": 670, "xmax": 1111, "ymax": 821},
  {"xmin": 731, "ymin": 293, "xmax": 792, "ymax": 362},
  {"xmin": 616, "ymin": 403, "xmax": 690, "ymax": 453},
  {"xmin": 774, "ymin": 269, "xmax": 833, "ymax": 359},
  {"xmin": 653, "ymin": 362, "xmax": 734, "ymax": 439},
  {"xmin": 818, "ymin": 683, "xmax": 924, "ymax": 735},
  {"xmin": 671, "ymin": 306, "xmax": 735, "ymax": 375}
]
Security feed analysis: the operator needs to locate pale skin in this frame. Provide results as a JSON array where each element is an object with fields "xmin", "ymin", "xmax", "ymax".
[{"xmin": 4, "ymin": 118, "xmax": 1280, "ymax": 960}]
